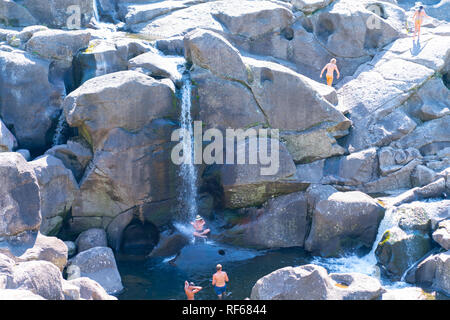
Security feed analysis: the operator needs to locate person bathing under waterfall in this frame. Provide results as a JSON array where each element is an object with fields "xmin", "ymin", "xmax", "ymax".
[
  {"xmin": 191, "ymin": 215, "xmax": 210, "ymax": 239},
  {"xmin": 320, "ymin": 58, "xmax": 340, "ymax": 87},
  {"xmin": 212, "ymin": 264, "xmax": 229, "ymax": 299},
  {"xmin": 184, "ymin": 281, "xmax": 203, "ymax": 300},
  {"xmin": 413, "ymin": 5, "xmax": 428, "ymax": 40}
]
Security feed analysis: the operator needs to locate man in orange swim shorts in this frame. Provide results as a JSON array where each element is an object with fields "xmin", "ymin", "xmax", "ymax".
[
  {"xmin": 320, "ymin": 58, "xmax": 340, "ymax": 87},
  {"xmin": 413, "ymin": 6, "xmax": 428, "ymax": 40}
]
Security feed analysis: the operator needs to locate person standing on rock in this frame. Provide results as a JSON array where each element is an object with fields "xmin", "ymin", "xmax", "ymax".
[
  {"xmin": 212, "ymin": 264, "xmax": 229, "ymax": 299},
  {"xmin": 413, "ymin": 6, "xmax": 428, "ymax": 40},
  {"xmin": 184, "ymin": 281, "xmax": 203, "ymax": 300},
  {"xmin": 320, "ymin": 58, "xmax": 340, "ymax": 87}
]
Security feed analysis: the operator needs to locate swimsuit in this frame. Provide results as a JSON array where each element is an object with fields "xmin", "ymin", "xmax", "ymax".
[
  {"xmin": 214, "ymin": 284, "xmax": 227, "ymax": 295},
  {"xmin": 326, "ymin": 74, "xmax": 333, "ymax": 86}
]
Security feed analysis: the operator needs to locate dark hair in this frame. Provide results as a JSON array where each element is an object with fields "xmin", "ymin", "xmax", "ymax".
[{"xmin": 419, "ymin": 6, "xmax": 423, "ymax": 11}]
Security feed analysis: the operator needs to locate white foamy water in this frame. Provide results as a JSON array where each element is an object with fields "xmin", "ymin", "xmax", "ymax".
[
  {"xmin": 177, "ymin": 78, "xmax": 199, "ymax": 223},
  {"xmin": 52, "ymin": 111, "xmax": 67, "ymax": 146},
  {"xmin": 311, "ymin": 206, "xmax": 402, "ymax": 277}
]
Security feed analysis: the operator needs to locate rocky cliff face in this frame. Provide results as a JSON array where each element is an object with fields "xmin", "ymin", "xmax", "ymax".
[{"xmin": 0, "ymin": 0, "xmax": 449, "ymax": 299}]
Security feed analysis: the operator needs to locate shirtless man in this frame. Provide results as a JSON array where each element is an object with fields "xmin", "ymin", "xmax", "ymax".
[
  {"xmin": 413, "ymin": 6, "xmax": 428, "ymax": 40},
  {"xmin": 320, "ymin": 58, "xmax": 340, "ymax": 87},
  {"xmin": 191, "ymin": 215, "xmax": 210, "ymax": 239},
  {"xmin": 212, "ymin": 264, "xmax": 229, "ymax": 300},
  {"xmin": 184, "ymin": 281, "xmax": 202, "ymax": 300}
]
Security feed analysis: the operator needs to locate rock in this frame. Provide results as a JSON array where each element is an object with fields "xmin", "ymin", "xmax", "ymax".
[
  {"xmin": 291, "ymin": 0, "xmax": 333, "ymax": 14},
  {"xmin": 64, "ymin": 241, "xmax": 77, "ymax": 258},
  {"xmin": 119, "ymin": 1, "xmax": 188, "ymax": 26},
  {"xmin": 67, "ymin": 246, "xmax": 123, "ymax": 295},
  {"xmin": 382, "ymin": 287, "xmax": 435, "ymax": 300},
  {"xmin": 219, "ymin": 192, "xmax": 309, "ymax": 249},
  {"xmin": 106, "ymin": 209, "xmax": 134, "ymax": 252},
  {"xmin": 244, "ymin": 56, "xmax": 351, "ymax": 134},
  {"xmin": 64, "ymin": 70, "xmax": 177, "ymax": 150},
  {"xmin": 295, "ymin": 160, "xmax": 325, "ymax": 184},
  {"xmin": 250, "ymin": 265, "xmax": 334, "ymax": 300},
  {"xmin": 25, "ymin": 29, "xmax": 91, "ymax": 67},
  {"xmin": 71, "ymin": 119, "xmax": 179, "ymax": 231},
  {"xmin": 388, "ymin": 178, "xmax": 447, "ymax": 207},
  {"xmin": 322, "ymin": 148, "xmax": 379, "ymax": 186},
  {"xmin": 0, "ymin": 119, "xmax": 17, "ymax": 152},
  {"xmin": 375, "ymin": 227, "xmax": 432, "ymax": 279},
  {"xmin": 61, "ymin": 279, "xmax": 80, "ymax": 300},
  {"xmin": 75, "ymin": 228, "xmax": 108, "ymax": 253},
  {"xmin": 21, "ymin": 0, "xmax": 95, "ymax": 29},
  {"xmin": 0, "ymin": 50, "xmax": 64, "ymax": 151},
  {"xmin": 68, "ymin": 277, "xmax": 117, "ymax": 300},
  {"xmin": 305, "ymin": 191, "xmax": 385, "ymax": 257},
  {"xmin": 72, "ymin": 39, "xmax": 129, "ymax": 87},
  {"xmin": 0, "ymin": 289, "xmax": 45, "ymax": 300},
  {"xmin": 45, "ymin": 138, "xmax": 93, "ymax": 182},
  {"xmin": 204, "ymin": 136, "xmax": 308, "ymax": 209},
  {"xmin": 0, "ymin": 253, "xmax": 15, "ymax": 289},
  {"xmin": 413, "ymin": 77, "xmax": 450, "ymax": 121},
  {"xmin": 191, "ymin": 66, "xmax": 267, "ymax": 130},
  {"xmin": 12, "ymin": 260, "xmax": 64, "ymax": 300},
  {"xmin": 411, "ymin": 165, "xmax": 438, "ymax": 187},
  {"xmin": 433, "ymin": 220, "xmax": 450, "ymax": 250},
  {"xmin": 29, "ymin": 155, "xmax": 78, "ymax": 236},
  {"xmin": 0, "ymin": 0, "xmax": 37, "ymax": 27},
  {"xmin": 184, "ymin": 29, "xmax": 248, "ymax": 83},
  {"xmin": 250, "ymin": 264, "xmax": 383, "ymax": 300},
  {"xmin": 15, "ymin": 149, "xmax": 30, "ymax": 161},
  {"xmin": 0, "ymin": 153, "xmax": 41, "ymax": 237},
  {"xmin": 128, "ymin": 51, "xmax": 184, "ymax": 83},
  {"xmin": 148, "ymin": 231, "xmax": 190, "ymax": 258},
  {"xmin": 378, "ymin": 147, "xmax": 422, "ymax": 176},
  {"xmin": 328, "ymin": 273, "xmax": 384, "ymax": 300},
  {"xmin": 407, "ymin": 251, "xmax": 450, "ymax": 296},
  {"xmin": 132, "ymin": 1, "xmax": 293, "ymax": 39},
  {"xmin": 12, "ymin": 232, "xmax": 68, "ymax": 272}
]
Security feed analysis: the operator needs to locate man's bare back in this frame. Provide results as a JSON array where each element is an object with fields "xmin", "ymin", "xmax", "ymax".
[
  {"xmin": 212, "ymin": 271, "xmax": 229, "ymax": 287},
  {"xmin": 184, "ymin": 281, "xmax": 202, "ymax": 300}
]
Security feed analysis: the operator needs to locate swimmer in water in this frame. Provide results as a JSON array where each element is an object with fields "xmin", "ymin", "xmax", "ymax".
[
  {"xmin": 184, "ymin": 281, "xmax": 202, "ymax": 300},
  {"xmin": 413, "ymin": 5, "xmax": 428, "ymax": 40},
  {"xmin": 191, "ymin": 215, "xmax": 210, "ymax": 239},
  {"xmin": 212, "ymin": 264, "xmax": 229, "ymax": 300},
  {"xmin": 320, "ymin": 58, "xmax": 340, "ymax": 87}
]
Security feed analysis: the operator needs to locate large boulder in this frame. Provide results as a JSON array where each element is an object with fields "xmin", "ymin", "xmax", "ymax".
[
  {"xmin": 0, "ymin": 51, "xmax": 64, "ymax": 151},
  {"xmin": 250, "ymin": 264, "xmax": 383, "ymax": 300},
  {"xmin": 75, "ymin": 228, "xmax": 108, "ymax": 253},
  {"xmin": 203, "ymin": 136, "xmax": 308, "ymax": 209},
  {"xmin": 291, "ymin": 0, "xmax": 333, "ymax": 14},
  {"xmin": 406, "ymin": 251, "xmax": 450, "ymax": 296},
  {"xmin": 25, "ymin": 29, "xmax": 91, "ymax": 67},
  {"xmin": 305, "ymin": 190, "xmax": 385, "ymax": 257},
  {"xmin": 45, "ymin": 138, "xmax": 93, "ymax": 182},
  {"xmin": 218, "ymin": 192, "xmax": 309, "ymax": 249},
  {"xmin": 0, "ymin": 153, "xmax": 41, "ymax": 237},
  {"xmin": 12, "ymin": 260, "xmax": 64, "ymax": 300},
  {"xmin": 70, "ymin": 119, "xmax": 179, "ymax": 233},
  {"xmin": 66, "ymin": 246, "xmax": 123, "ymax": 295},
  {"xmin": 0, "ymin": 289, "xmax": 45, "ymax": 300},
  {"xmin": 29, "ymin": 155, "xmax": 78, "ymax": 236},
  {"xmin": 375, "ymin": 203, "xmax": 433, "ymax": 279},
  {"xmin": 20, "ymin": 0, "xmax": 95, "ymax": 29},
  {"xmin": 63, "ymin": 70, "xmax": 177, "ymax": 150},
  {"xmin": 67, "ymin": 277, "xmax": 117, "ymax": 300},
  {"xmin": 0, "ymin": 0, "xmax": 37, "ymax": 27},
  {"xmin": 433, "ymin": 220, "xmax": 450, "ymax": 250},
  {"xmin": 0, "ymin": 119, "xmax": 17, "ymax": 152}
]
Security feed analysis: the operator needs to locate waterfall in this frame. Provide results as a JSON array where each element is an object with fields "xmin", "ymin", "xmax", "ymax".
[
  {"xmin": 177, "ymin": 77, "xmax": 199, "ymax": 223},
  {"xmin": 311, "ymin": 206, "xmax": 401, "ymax": 276},
  {"xmin": 52, "ymin": 111, "xmax": 67, "ymax": 147},
  {"xmin": 92, "ymin": 0, "xmax": 100, "ymax": 23}
]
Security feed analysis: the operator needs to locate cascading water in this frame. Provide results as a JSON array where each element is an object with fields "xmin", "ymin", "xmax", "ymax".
[
  {"xmin": 311, "ymin": 206, "xmax": 403, "ymax": 277},
  {"xmin": 92, "ymin": 0, "xmax": 100, "ymax": 23},
  {"xmin": 176, "ymin": 76, "xmax": 199, "ymax": 225},
  {"xmin": 52, "ymin": 111, "xmax": 68, "ymax": 147}
]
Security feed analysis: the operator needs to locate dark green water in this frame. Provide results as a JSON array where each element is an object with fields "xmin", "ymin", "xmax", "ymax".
[{"xmin": 116, "ymin": 243, "xmax": 312, "ymax": 300}]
